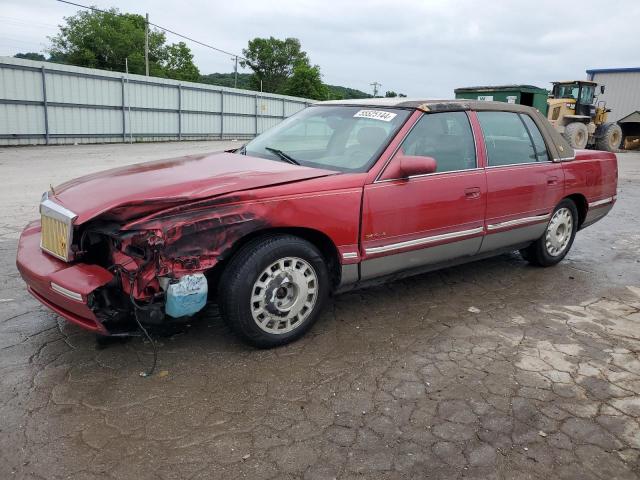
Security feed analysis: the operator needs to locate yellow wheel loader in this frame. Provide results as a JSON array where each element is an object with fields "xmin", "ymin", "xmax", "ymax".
[{"xmin": 546, "ymin": 80, "xmax": 622, "ymax": 151}]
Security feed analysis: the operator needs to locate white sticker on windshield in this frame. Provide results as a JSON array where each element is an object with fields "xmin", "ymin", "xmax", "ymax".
[{"xmin": 353, "ymin": 110, "xmax": 397, "ymax": 122}]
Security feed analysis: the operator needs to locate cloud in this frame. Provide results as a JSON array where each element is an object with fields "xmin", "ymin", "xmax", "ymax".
[{"xmin": 1, "ymin": 0, "xmax": 638, "ymax": 97}]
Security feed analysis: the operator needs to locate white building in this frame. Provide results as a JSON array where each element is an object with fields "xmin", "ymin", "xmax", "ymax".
[{"xmin": 586, "ymin": 67, "xmax": 640, "ymax": 122}]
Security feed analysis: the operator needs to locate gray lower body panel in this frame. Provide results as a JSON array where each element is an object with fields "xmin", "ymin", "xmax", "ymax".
[
  {"xmin": 338, "ymin": 263, "xmax": 359, "ymax": 288},
  {"xmin": 338, "ymin": 206, "xmax": 608, "ymax": 291},
  {"xmin": 581, "ymin": 204, "xmax": 613, "ymax": 229},
  {"xmin": 360, "ymin": 237, "xmax": 482, "ymax": 280},
  {"xmin": 479, "ymin": 222, "xmax": 547, "ymax": 254}
]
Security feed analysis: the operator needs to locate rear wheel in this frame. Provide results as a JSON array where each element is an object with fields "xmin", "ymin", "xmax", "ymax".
[
  {"xmin": 520, "ymin": 199, "xmax": 578, "ymax": 267},
  {"xmin": 596, "ymin": 123, "xmax": 622, "ymax": 152},
  {"xmin": 218, "ymin": 235, "xmax": 329, "ymax": 348},
  {"xmin": 564, "ymin": 122, "xmax": 589, "ymax": 149}
]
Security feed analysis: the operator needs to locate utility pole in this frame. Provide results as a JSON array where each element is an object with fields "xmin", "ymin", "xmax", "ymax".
[
  {"xmin": 370, "ymin": 82, "xmax": 381, "ymax": 98},
  {"xmin": 144, "ymin": 13, "xmax": 149, "ymax": 76},
  {"xmin": 234, "ymin": 55, "xmax": 238, "ymax": 88}
]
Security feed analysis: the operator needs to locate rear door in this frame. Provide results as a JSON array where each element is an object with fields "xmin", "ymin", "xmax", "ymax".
[
  {"xmin": 360, "ymin": 111, "xmax": 486, "ymax": 280},
  {"xmin": 475, "ymin": 111, "xmax": 565, "ymax": 253}
]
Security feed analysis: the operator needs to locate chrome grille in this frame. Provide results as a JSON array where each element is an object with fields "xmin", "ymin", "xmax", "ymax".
[{"xmin": 40, "ymin": 192, "xmax": 77, "ymax": 262}]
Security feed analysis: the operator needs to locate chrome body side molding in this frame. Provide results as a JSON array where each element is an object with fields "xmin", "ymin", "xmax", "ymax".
[
  {"xmin": 486, "ymin": 213, "xmax": 550, "ymax": 231},
  {"xmin": 364, "ymin": 227, "xmax": 484, "ymax": 255},
  {"xmin": 588, "ymin": 196, "xmax": 616, "ymax": 208}
]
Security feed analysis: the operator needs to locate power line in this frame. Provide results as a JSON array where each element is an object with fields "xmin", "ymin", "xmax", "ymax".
[{"xmin": 55, "ymin": 0, "xmax": 248, "ymax": 61}]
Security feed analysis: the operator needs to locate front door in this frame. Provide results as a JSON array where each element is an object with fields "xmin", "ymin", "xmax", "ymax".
[
  {"xmin": 474, "ymin": 110, "xmax": 565, "ymax": 253},
  {"xmin": 360, "ymin": 111, "xmax": 486, "ymax": 280}
]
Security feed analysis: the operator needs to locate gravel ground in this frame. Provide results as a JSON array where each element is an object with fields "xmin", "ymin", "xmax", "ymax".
[{"xmin": 1, "ymin": 143, "xmax": 639, "ymax": 480}]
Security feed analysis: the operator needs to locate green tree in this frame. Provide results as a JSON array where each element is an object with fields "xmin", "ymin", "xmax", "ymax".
[
  {"xmin": 14, "ymin": 52, "xmax": 46, "ymax": 61},
  {"xmin": 163, "ymin": 42, "xmax": 200, "ymax": 81},
  {"xmin": 285, "ymin": 63, "xmax": 328, "ymax": 100},
  {"xmin": 385, "ymin": 91, "xmax": 398, "ymax": 98},
  {"xmin": 240, "ymin": 37, "xmax": 309, "ymax": 93},
  {"xmin": 48, "ymin": 8, "xmax": 198, "ymax": 80}
]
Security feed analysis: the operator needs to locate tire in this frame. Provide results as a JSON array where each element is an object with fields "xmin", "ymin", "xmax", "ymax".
[
  {"xmin": 596, "ymin": 123, "xmax": 622, "ymax": 152},
  {"xmin": 218, "ymin": 235, "xmax": 329, "ymax": 348},
  {"xmin": 563, "ymin": 122, "xmax": 589, "ymax": 149},
  {"xmin": 520, "ymin": 199, "xmax": 578, "ymax": 267}
]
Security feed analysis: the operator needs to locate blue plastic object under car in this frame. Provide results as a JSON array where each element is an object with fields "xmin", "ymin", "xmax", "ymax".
[{"xmin": 165, "ymin": 273, "xmax": 208, "ymax": 318}]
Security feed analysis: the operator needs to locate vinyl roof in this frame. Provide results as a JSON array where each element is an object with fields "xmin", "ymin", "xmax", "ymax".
[{"xmin": 315, "ymin": 98, "xmax": 540, "ymax": 113}]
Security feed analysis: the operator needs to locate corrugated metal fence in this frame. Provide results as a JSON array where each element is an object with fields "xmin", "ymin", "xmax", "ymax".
[{"xmin": 0, "ymin": 57, "xmax": 312, "ymax": 146}]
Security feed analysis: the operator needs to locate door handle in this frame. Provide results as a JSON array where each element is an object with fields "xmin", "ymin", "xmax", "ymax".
[
  {"xmin": 547, "ymin": 176, "xmax": 559, "ymax": 185},
  {"xmin": 464, "ymin": 187, "xmax": 481, "ymax": 199}
]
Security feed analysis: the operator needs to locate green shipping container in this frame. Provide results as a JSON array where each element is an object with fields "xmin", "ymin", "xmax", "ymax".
[{"xmin": 454, "ymin": 85, "xmax": 549, "ymax": 115}]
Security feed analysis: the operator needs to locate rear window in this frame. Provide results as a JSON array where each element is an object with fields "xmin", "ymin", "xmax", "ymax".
[
  {"xmin": 520, "ymin": 114, "xmax": 550, "ymax": 162},
  {"xmin": 477, "ymin": 112, "xmax": 540, "ymax": 166}
]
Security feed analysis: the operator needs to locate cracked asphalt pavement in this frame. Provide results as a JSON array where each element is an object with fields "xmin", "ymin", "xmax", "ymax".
[{"xmin": 1, "ymin": 143, "xmax": 639, "ymax": 479}]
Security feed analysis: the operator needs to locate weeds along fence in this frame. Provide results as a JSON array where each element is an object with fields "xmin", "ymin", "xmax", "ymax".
[{"xmin": 0, "ymin": 57, "xmax": 312, "ymax": 146}]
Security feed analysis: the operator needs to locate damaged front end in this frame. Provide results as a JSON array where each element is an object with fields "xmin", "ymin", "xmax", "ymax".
[
  {"xmin": 17, "ymin": 151, "xmax": 337, "ymax": 338},
  {"xmin": 77, "ymin": 198, "xmax": 267, "ymax": 334}
]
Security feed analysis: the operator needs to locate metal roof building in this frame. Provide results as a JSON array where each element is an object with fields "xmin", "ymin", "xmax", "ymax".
[{"xmin": 586, "ymin": 67, "xmax": 640, "ymax": 122}]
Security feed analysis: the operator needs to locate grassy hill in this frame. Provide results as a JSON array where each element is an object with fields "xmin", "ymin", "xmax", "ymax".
[
  {"xmin": 325, "ymin": 84, "xmax": 372, "ymax": 100},
  {"xmin": 200, "ymin": 72, "xmax": 254, "ymax": 90},
  {"xmin": 199, "ymin": 72, "xmax": 371, "ymax": 99}
]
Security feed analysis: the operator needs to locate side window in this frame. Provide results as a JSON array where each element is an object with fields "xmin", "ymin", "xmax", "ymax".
[
  {"xmin": 520, "ymin": 114, "xmax": 550, "ymax": 162},
  {"xmin": 477, "ymin": 111, "xmax": 537, "ymax": 166},
  {"xmin": 398, "ymin": 111, "xmax": 476, "ymax": 173}
]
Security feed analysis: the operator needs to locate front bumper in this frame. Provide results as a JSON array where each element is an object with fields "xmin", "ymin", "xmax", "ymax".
[{"xmin": 16, "ymin": 221, "xmax": 114, "ymax": 335}]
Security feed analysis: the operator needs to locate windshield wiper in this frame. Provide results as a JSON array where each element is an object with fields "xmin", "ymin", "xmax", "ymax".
[{"xmin": 264, "ymin": 147, "xmax": 300, "ymax": 165}]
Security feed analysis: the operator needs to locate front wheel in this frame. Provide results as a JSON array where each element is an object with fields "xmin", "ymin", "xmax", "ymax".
[
  {"xmin": 218, "ymin": 235, "xmax": 329, "ymax": 348},
  {"xmin": 520, "ymin": 199, "xmax": 578, "ymax": 267}
]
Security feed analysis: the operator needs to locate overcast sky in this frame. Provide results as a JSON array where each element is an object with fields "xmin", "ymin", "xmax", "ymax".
[{"xmin": 2, "ymin": 0, "xmax": 639, "ymax": 97}]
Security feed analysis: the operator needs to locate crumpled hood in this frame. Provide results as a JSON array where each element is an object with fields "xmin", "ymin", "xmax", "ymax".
[{"xmin": 50, "ymin": 152, "xmax": 335, "ymax": 224}]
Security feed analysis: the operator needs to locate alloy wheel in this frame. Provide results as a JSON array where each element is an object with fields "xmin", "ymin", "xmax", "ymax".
[
  {"xmin": 250, "ymin": 257, "xmax": 318, "ymax": 334},
  {"xmin": 545, "ymin": 207, "xmax": 573, "ymax": 256}
]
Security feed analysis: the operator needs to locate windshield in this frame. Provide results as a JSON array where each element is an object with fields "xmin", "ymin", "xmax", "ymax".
[
  {"xmin": 555, "ymin": 83, "xmax": 580, "ymax": 99},
  {"xmin": 243, "ymin": 105, "xmax": 411, "ymax": 172}
]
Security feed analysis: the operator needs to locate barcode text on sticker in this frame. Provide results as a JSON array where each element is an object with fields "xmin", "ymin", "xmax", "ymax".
[{"xmin": 353, "ymin": 110, "xmax": 397, "ymax": 122}]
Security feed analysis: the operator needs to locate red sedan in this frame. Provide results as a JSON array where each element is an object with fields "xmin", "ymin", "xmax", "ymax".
[{"xmin": 17, "ymin": 99, "xmax": 618, "ymax": 347}]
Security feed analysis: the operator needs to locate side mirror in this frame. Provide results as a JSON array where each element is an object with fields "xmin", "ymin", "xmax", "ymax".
[
  {"xmin": 398, "ymin": 155, "xmax": 437, "ymax": 178},
  {"xmin": 600, "ymin": 85, "xmax": 606, "ymax": 94}
]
